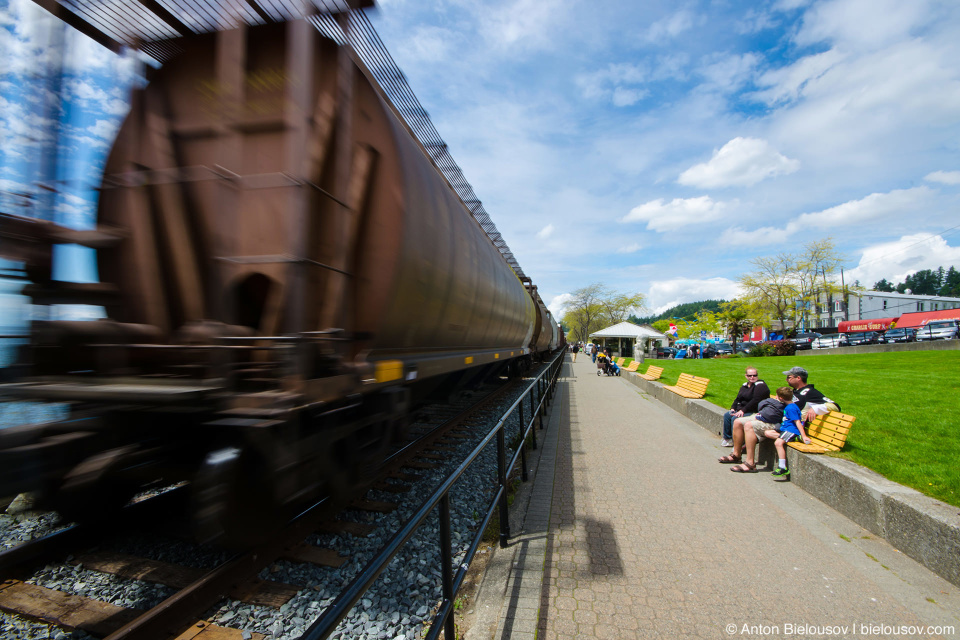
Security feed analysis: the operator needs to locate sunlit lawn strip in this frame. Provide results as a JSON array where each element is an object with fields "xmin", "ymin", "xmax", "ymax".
[{"xmin": 642, "ymin": 351, "xmax": 960, "ymax": 508}]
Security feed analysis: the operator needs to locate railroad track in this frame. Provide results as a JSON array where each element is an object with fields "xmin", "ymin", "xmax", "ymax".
[{"xmin": 0, "ymin": 369, "xmax": 543, "ymax": 640}]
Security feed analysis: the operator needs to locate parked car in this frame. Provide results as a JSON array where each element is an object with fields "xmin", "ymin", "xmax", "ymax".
[
  {"xmin": 880, "ymin": 327, "xmax": 917, "ymax": 343},
  {"xmin": 915, "ymin": 320, "xmax": 960, "ymax": 341},
  {"xmin": 712, "ymin": 343, "xmax": 734, "ymax": 356},
  {"xmin": 845, "ymin": 331, "xmax": 881, "ymax": 346},
  {"xmin": 790, "ymin": 332, "xmax": 822, "ymax": 350},
  {"xmin": 813, "ymin": 334, "xmax": 843, "ymax": 349},
  {"xmin": 734, "ymin": 342, "xmax": 754, "ymax": 353},
  {"xmin": 656, "ymin": 346, "xmax": 678, "ymax": 359}
]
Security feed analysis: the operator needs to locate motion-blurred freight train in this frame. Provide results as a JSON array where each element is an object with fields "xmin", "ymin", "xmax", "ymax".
[{"xmin": 0, "ymin": 16, "xmax": 562, "ymax": 543}]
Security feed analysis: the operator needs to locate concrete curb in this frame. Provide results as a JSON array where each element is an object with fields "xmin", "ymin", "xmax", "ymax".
[{"xmin": 621, "ymin": 371, "xmax": 960, "ymax": 589}]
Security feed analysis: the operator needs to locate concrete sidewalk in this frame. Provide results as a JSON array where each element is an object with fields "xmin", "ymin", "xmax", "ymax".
[{"xmin": 467, "ymin": 355, "xmax": 960, "ymax": 640}]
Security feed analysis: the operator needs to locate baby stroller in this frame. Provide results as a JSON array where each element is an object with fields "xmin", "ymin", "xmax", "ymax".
[{"xmin": 596, "ymin": 355, "xmax": 620, "ymax": 376}]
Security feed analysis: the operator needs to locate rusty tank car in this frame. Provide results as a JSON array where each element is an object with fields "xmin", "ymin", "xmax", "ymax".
[{"xmin": 0, "ymin": 16, "xmax": 561, "ymax": 544}]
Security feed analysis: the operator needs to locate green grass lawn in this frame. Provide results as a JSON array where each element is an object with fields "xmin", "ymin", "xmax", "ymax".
[{"xmin": 628, "ymin": 351, "xmax": 960, "ymax": 508}]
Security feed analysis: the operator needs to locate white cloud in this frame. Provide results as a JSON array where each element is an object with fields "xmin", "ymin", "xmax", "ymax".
[
  {"xmin": 547, "ymin": 292, "xmax": 574, "ymax": 318},
  {"xmin": 616, "ymin": 243, "xmax": 642, "ymax": 254},
  {"xmin": 644, "ymin": 10, "xmax": 695, "ymax": 43},
  {"xmin": 678, "ymin": 137, "xmax": 800, "ymax": 188},
  {"xmin": 577, "ymin": 63, "xmax": 648, "ymax": 106},
  {"xmin": 647, "ymin": 277, "xmax": 741, "ymax": 314},
  {"xmin": 698, "ymin": 52, "xmax": 760, "ymax": 93},
  {"xmin": 925, "ymin": 170, "xmax": 960, "ymax": 185},
  {"xmin": 784, "ymin": 186, "xmax": 931, "ymax": 232},
  {"xmin": 750, "ymin": 49, "xmax": 847, "ymax": 106},
  {"xmin": 479, "ymin": 0, "xmax": 571, "ymax": 52},
  {"xmin": 621, "ymin": 196, "xmax": 727, "ymax": 232},
  {"xmin": 397, "ymin": 25, "xmax": 456, "ymax": 62},
  {"xmin": 718, "ymin": 187, "xmax": 933, "ymax": 244},
  {"xmin": 718, "ymin": 226, "xmax": 786, "ymax": 246},
  {"xmin": 86, "ymin": 119, "xmax": 117, "ymax": 139},
  {"xmin": 754, "ymin": 20, "xmax": 960, "ymax": 165},
  {"xmin": 536, "ymin": 224, "xmax": 555, "ymax": 239},
  {"xmin": 795, "ymin": 0, "xmax": 934, "ymax": 51},
  {"xmin": 737, "ymin": 9, "xmax": 778, "ymax": 34},
  {"xmin": 612, "ymin": 87, "xmax": 647, "ymax": 107},
  {"xmin": 847, "ymin": 234, "xmax": 960, "ymax": 287},
  {"xmin": 66, "ymin": 80, "xmax": 129, "ymax": 116}
]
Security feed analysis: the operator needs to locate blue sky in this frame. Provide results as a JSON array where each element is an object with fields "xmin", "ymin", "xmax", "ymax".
[{"xmin": 3, "ymin": 0, "xmax": 960, "ymax": 325}]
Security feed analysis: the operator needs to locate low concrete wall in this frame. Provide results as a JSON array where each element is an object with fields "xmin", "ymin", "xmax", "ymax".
[
  {"xmin": 798, "ymin": 338, "xmax": 959, "ymax": 356},
  {"xmin": 622, "ymin": 372, "xmax": 960, "ymax": 588}
]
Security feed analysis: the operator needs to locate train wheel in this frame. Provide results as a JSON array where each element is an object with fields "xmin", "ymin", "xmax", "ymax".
[
  {"xmin": 52, "ymin": 446, "xmax": 140, "ymax": 525},
  {"xmin": 192, "ymin": 445, "xmax": 279, "ymax": 547}
]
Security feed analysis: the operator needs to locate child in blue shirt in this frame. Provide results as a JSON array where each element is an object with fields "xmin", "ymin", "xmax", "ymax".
[{"xmin": 771, "ymin": 386, "xmax": 811, "ymax": 481}]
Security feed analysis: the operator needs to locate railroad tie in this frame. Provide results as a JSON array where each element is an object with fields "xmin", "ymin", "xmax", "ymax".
[
  {"xmin": 316, "ymin": 520, "xmax": 377, "ymax": 538},
  {"xmin": 281, "ymin": 543, "xmax": 346, "ymax": 568},
  {"xmin": 74, "ymin": 552, "xmax": 299, "ymax": 607},
  {"xmin": 403, "ymin": 461, "xmax": 438, "ymax": 470},
  {"xmin": 349, "ymin": 499, "xmax": 398, "ymax": 513},
  {"xmin": 373, "ymin": 481, "xmax": 412, "ymax": 494},
  {"xmin": 0, "ymin": 580, "xmax": 265, "ymax": 639},
  {"xmin": 387, "ymin": 471, "xmax": 421, "ymax": 482}
]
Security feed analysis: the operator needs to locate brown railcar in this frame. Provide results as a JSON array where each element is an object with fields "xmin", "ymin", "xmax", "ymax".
[{"xmin": 0, "ymin": 20, "xmax": 561, "ymax": 543}]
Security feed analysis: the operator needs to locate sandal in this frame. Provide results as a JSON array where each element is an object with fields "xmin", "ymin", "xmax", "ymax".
[
  {"xmin": 730, "ymin": 463, "xmax": 757, "ymax": 473},
  {"xmin": 718, "ymin": 454, "xmax": 741, "ymax": 464}
]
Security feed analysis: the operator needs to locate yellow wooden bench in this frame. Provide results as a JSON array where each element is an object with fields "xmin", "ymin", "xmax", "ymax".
[
  {"xmin": 788, "ymin": 411, "xmax": 856, "ymax": 454},
  {"xmin": 663, "ymin": 372, "xmax": 710, "ymax": 399},
  {"xmin": 638, "ymin": 365, "xmax": 663, "ymax": 381},
  {"xmin": 616, "ymin": 357, "xmax": 626, "ymax": 366},
  {"xmin": 622, "ymin": 361, "xmax": 642, "ymax": 373}
]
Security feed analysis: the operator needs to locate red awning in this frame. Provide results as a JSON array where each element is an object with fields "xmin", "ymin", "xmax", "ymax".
[
  {"xmin": 893, "ymin": 309, "xmax": 960, "ymax": 328},
  {"xmin": 837, "ymin": 317, "xmax": 898, "ymax": 333}
]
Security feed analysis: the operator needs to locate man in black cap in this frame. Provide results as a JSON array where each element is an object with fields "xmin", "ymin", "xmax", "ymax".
[{"xmin": 783, "ymin": 366, "xmax": 840, "ymax": 422}]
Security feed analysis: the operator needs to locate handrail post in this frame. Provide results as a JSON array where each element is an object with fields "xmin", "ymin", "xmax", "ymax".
[
  {"xmin": 538, "ymin": 377, "xmax": 545, "ymax": 429},
  {"xmin": 497, "ymin": 424, "xmax": 510, "ymax": 547},
  {"xmin": 439, "ymin": 494, "xmax": 455, "ymax": 640},
  {"xmin": 518, "ymin": 402, "xmax": 528, "ymax": 481},
  {"xmin": 528, "ymin": 392, "xmax": 537, "ymax": 450}
]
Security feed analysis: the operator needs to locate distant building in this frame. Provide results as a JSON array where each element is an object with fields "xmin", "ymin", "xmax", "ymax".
[
  {"xmin": 808, "ymin": 290, "xmax": 960, "ymax": 330},
  {"xmin": 589, "ymin": 321, "xmax": 667, "ymax": 358}
]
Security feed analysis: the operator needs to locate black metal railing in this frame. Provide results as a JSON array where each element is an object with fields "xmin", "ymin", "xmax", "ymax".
[{"xmin": 302, "ymin": 349, "xmax": 565, "ymax": 640}]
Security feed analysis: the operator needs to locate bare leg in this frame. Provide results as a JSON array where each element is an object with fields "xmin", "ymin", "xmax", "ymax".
[
  {"xmin": 743, "ymin": 428, "xmax": 758, "ymax": 467},
  {"xmin": 774, "ymin": 437, "xmax": 786, "ymax": 460},
  {"xmin": 731, "ymin": 418, "xmax": 746, "ymax": 457}
]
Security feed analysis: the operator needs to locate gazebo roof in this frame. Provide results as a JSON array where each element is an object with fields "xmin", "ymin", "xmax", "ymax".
[{"xmin": 589, "ymin": 322, "xmax": 666, "ymax": 339}]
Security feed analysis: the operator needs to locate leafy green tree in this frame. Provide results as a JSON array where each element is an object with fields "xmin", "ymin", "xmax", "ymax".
[
  {"xmin": 903, "ymin": 269, "xmax": 941, "ymax": 295},
  {"xmin": 560, "ymin": 283, "xmax": 646, "ymax": 342},
  {"xmin": 651, "ymin": 319, "xmax": 672, "ymax": 334},
  {"xmin": 561, "ymin": 283, "xmax": 607, "ymax": 343},
  {"xmin": 739, "ymin": 238, "xmax": 846, "ymax": 331},
  {"xmin": 738, "ymin": 253, "xmax": 798, "ymax": 331},
  {"xmin": 604, "ymin": 292, "xmax": 646, "ymax": 324},
  {"xmin": 719, "ymin": 300, "xmax": 754, "ymax": 353},
  {"xmin": 940, "ymin": 267, "xmax": 960, "ymax": 297},
  {"xmin": 873, "ymin": 278, "xmax": 895, "ymax": 292}
]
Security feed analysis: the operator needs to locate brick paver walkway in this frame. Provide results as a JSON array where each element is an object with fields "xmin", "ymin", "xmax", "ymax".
[{"xmin": 477, "ymin": 355, "xmax": 960, "ymax": 640}]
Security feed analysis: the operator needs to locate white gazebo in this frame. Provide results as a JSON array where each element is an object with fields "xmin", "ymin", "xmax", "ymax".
[{"xmin": 588, "ymin": 322, "xmax": 668, "ymax": 359}]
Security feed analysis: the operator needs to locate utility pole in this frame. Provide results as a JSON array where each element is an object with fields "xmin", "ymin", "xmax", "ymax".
[{"xmin": 841, "ymin": 268, "xmax": 849, "ymax": 321}]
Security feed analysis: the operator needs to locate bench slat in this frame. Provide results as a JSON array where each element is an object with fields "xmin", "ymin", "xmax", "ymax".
[
  {"xmin": 638, "ymin": 365, "xmax": 663, "ymax": 380},
  {"xmin": 788, "ymin": 411, "xmax": 856, "ymax": 454},
  {"xmin": 664, "ymin": 373, "xmax": 710, "ymax": 399}
]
